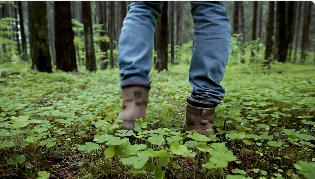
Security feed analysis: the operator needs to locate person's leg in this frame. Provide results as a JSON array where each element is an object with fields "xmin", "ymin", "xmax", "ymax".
[
  {"xmin": 118, "ymin": 1, "xmax": 163, "ymax": 88},
  {"xmin": 117, "ymin": 1, "xmax": 163, "ymax": 130},
  {"xmin": 184, "ymin": 1, "xmax": 231, "ymax": 136}
]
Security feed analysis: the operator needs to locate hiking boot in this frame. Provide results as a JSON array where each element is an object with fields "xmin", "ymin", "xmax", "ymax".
[
  {"xmin": 184, "ymin": 97, "xmax": 216, "ymax": 137},
  {"xmin": 118, "ymin": 86, "xmax": 149, "ymax": 130}
]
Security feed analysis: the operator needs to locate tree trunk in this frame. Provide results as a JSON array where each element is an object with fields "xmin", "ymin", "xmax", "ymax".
[
  {"xmin": 264, "ymin": 1, "xmax": 275, "ymax": 66},
  {"xmin": 232, "ymin": 1, "xmax": 239, "ymax": 34},
  {"xmin": 257, "ymin": 1, "xmax": 263, "ymax": 52},
  {"xmin": 175, "ymin": 2, "xmax": 182, "ymax": 46},
  {"xmin": 47, "ymin": 1, "xmax": 56, "ymax": 65},
  {"xmin": 120, "ymin": 1, "xmax": 126, "ymax": 30},
  {"xmin": 17, "ymin": 1, "xmax": 27, "ymax": 61},
  {"xmin": 301, "ymin": 2, "xmax": 312, "ymax": 63},
  {"xmin": 103, "ymin": 1, "xmax": 109, "ymax": 62},
  {"xmin": 275, "ymin": 2, "xmax": 287, "ymax": 63},
  {"xmin": 156, "ymin": 2, "xmax": 168, "ymax": 72},
  {"xmin": 14, "ymin": 2, "xmax": 21, "ymax": 55},
  {"xmin": 54, "ymin": 1, "xmax": 77, "ymax": 72},
  {"xmin": 28, "ymin": 2, "xmax": 34, "ymax": 61},
  {"xmin": 175, "ymin": 1, "xmax": 182, "ymax": 61},
  {"xmin": 82, "ymin": 1, "xmax": 97, "ymax": 71},
  {"xmin": 32, "ymin": 1, "xmax": 52, "ymax": 72},
  {"xmin": 170, "ymin": 1, "xmax": 175, "ymax": 64},
  {"xmin": 250, "ymin": 2, "xmax": 258, "ymax": 62},
  {"xmin": 294, "ymin": 2, "xmax": 302, "ymax": 63},
  {"xmin": 154, "ymin": 18, "xmax": 160, "ymax": 66},
  {"xmin": 109, "ymin": 1, "xmax": 114, "ymax": 69},
  {"xmin": 287, "ymin": 2, "xmax": 296, "ymax": 62},
  {"xmin": 74, "ymin": 1, "xmax": 81, "ymax": 65},
  {"xmin": 1, "ymin": 3, "xmax": 7, "ymax": 54},
  {"xmin": 239, "ymin": 1, "xmax": 245, "ymax": 64},
  {"xmin": 97, "ymin": 2, "xmax": 106, "ymax": 70}
]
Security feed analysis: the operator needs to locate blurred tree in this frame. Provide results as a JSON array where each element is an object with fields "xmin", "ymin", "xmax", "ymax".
[
  {"xmin": 54, "ymin": 1, "xmax": 77, "ymax": 72},
  {"xmin": 156, "ymin": 2, "xmax": 168, "ymax": 72},
  {"xmin": 301, "ymin": 2, "xmax": 312, "ymax": 63},
  {"xmin": 170, "ymin": 1, "xmax": 175, "ymax": 64},
  {"xmin": 233, "ymin": 1, "xmax": 239, "ymax": 34},
  {"xmin": 264, "ymin": 1, "xmax": 275, "ymax": 67},
  {"xmin": 82, "ymin": 1, "xmax": 96, "ymax": 71},
  {"xmin": 31, "ymin": 1, "xmax": 52, "ymax": 72},
  {"xmin": 294, "ymin": 2, "xmax": 302, "ymax": 63}
]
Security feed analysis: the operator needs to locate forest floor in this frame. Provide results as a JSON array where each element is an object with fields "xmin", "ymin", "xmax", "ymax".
[{"xmin": 0, "ymin": 61, "xmax": 315, "ymax": 179}]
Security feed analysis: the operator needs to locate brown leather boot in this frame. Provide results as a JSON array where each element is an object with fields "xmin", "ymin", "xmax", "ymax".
[
  {"xmin": 184, "ymin": 97, "xmax": 216, "ymax": 137},
  {"xmin": 117, "ymin": 86, "xmax": 149, "ymax": 130}
]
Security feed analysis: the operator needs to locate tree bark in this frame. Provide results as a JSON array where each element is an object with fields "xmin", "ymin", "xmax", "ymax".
[
  {"xmin": 74, "ymin": 1, "xmax": 81, "ymax": 65},
  {"xmin": 120, "ymin": 1, "xmax": 126, "ymax": 30},
  {"xmin": 175, "ymin": 1, "xmax": 182, "ymax": 46},
  {"xmin": 275, "ymin": 2, "xmax": 287, "ymax": 63},
  {"xmin": 54, "ymin": 1, "xmax": 77, "ymax": 72},
  {"xmin": 1, "ymin": 3, "xmax": 7, "ymax": 54},
  {"xmin": 264, "ymin": 1, "xmax": 275, "ymax": 66},
  {"xmin": 154, "ymin": 18, "xmax": 160, "ymax": 66},
  {"xmin": 109, "ymin": 1, "xmax": 114, "ymax": 69},
  {"xmin": 28, "ymin": 2, "xmax": 34, "ymax": 61},
  {"xmin": 301, "ymin": 2, "xmax": 312, "ymax": 63},
  {"xmin": 250, "ymin": 2, "xmax": 258, "ymax": 62},
  {"xmin": 17, "ymin": 1, "xmax": 27, "ymax": 61},
  {"xmin": 294, "ymin": 2, "xmax": 302, "ymax": 63},
  {"xmin": 82, "ymin": 1, "xmax": 96, "ymax": 71},
  {"xmin": 32, "ymin": 1, "xmax": 52, "ymax": 72},
  {"xmin": 232, "ymin": 1, "xmax": 239, "ymax": 34},
  {"xmin": 239, "ymin": 1, "xmax": 245, "ymax": 63},
  {"xmin": 287, "ymin": 2, "xmax": 296, "ymax": 62},
  {"xmin": 14, "ymin": 2, "xmax": 21, "ymax": 55},
  {"xmin": 257, "ymin": 1, "xmax": 263, "ymax": 52},
  {"xmin": 252, "ymin": 2, "xmax": 258, "ymax": 41},
  {"xmin": 156, "ymin": 2, "xmax": 168, "ymax": 72},
  {"xmin": 170, "ymin": 1, "xmax": 175, "ymax": 64},
  {"xmin": 47, "ymin": 1, "xmax": 56, "ymax": 65}
]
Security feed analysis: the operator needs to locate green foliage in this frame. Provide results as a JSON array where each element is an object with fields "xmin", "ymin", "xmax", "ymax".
[
  {"xmin": 72, "ymin": 19, "xmax": 110, "ymax": 65},
  {"xmin": 0, "ymin": 17, "xmax": 20, "ymax": 62},
  {"xmin": 0, "ymin": 53, "xmax": 315, "ymax": 178}
]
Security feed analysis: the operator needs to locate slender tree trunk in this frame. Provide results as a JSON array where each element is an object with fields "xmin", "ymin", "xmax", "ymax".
[
  {"xmin": 287, "ymin": 2, "xmax": 296, "ymax": 62},
  {"xmin": 154, "ymin": 18, "xmax": 161, "ymax": 66},
  {"xmin": 55, "ymin": 1, "xmax": 77, "ymax": 72},
  {"xmin": 47, "ymin": 1, "xmax": 56, "ymax": 65},
  {"xmin": 239, "ymin": 1, "xmax": 245, "ymax": 64},
  {"xmin": 14, "ymin": 2, "xmax": 21, "ymax": 55},
  {"xmin": 18, "ymin": 1, "xmax": 28, "ymax": 61},
  {"xmin": 301, "ymin": 2, "xmax": 312, "ymax": 63},
  {"xmin": 103, "ymin": 1, "xmax": 108, "ymax": 62},
  {"xmin": 257, "ymin": 1, "xmax": 263, "ymax": 52},
  {"xmin": 82, "ymin": 1, "xmax": 96, "ymax": 71},
  {"xmin": 264, "ymin": 1, "xmax": 275, "ymax": 67},
  {"xmin": 120, "ymin": 1, "xmax": 126, "ymax": 30},
  {"xmin": 28, "ymin": 2, "xmax": 34, "ymax": 62},
  {"xmin": 175, "ymin": 1, "xmax": 182, "ymax": 61},
  {"xmin": 109, "ymin": 1, "xmax": 114, "ymax": 69},
  {"xmin": 170, "ymin": 1, "xmax": 175, "ymax": 64},
  {"xmin": 250, "ymin": 2, "xmax": 258, "ymax": 63},
  {"xmin": 294, "ymin": 2, "xmax": 302, "ymax": 63},
  {"xmin": 1, "ymin": 3, "xmax": 7, "ymax": 54},
  {"xmin": 232, "ymin": 1, "xmax": 239, "ymax": 35},
  {"xmin": 275, "ymin": 2, "xmax": 286, "ymax": 63},
  {"xmin": 156, "ymin": 2, "xmax": 168, "ymax": 72},
  {"xmin": 32, "ymin": 1, "xmax": 52, "ymax": 72},
  {"xmin": 74, "ymin": 1, "xmax": 81, "ymax": 66}
]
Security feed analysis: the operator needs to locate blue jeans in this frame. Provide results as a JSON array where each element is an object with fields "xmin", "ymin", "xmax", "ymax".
[{"xmin": 118, "ymin": 1, "xmax": 231, "ymax": 105}]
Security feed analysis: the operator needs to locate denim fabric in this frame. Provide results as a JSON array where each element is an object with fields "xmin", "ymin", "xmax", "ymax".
[{"xmin": 118, "ymin": 1, "xmax": 231, "ymax": 104}]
